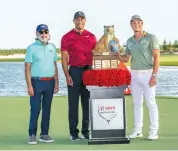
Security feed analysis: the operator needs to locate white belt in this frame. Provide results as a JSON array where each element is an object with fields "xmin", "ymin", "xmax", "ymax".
[{"xmin": 131, "ymin": 69, "xmax": 152, "ymax": 74}]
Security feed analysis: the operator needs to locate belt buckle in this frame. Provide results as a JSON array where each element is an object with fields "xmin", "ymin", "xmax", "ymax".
[
  {"xmin": 82, "ymin": 65, "xmax": 90, "ymax": 70},
  {"xmin": 40, "ymin": 77, "xmax": 47, "ymax": 80}
]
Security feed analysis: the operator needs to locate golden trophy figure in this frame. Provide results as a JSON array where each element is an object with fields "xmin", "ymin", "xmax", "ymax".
[{"xmin": 92, "ymin": 25, "xmax": 125, "ymax": 69}]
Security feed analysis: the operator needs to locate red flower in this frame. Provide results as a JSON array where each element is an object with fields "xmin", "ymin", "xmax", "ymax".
[{"xmin": 82, "ymin": 69, "xmax": 131, "ymax": 87}]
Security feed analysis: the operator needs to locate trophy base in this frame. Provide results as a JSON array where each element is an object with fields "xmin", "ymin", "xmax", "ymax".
[{"xmin": 88, "ymin": 136, "xmax": 130, "ymax": 145}]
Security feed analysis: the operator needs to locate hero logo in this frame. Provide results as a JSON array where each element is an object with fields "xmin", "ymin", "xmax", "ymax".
[{"xmin": 98, "ymin": 105, "xmax": 118, "ymax": 124}]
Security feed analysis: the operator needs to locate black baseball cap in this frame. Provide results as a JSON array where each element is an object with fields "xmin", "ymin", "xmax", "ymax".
[{"xmin": 73, "ymin": 11, "xmax": 86, "ymax": 19}]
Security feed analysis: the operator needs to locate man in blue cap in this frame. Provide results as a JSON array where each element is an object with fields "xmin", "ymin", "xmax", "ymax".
[{"xmin": 25, "ymin": 24, "xmax": 59, "ymax": 144}]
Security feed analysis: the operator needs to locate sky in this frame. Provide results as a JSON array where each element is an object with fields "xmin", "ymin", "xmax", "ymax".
[{"xmin": 0, "ymin": 0, "xmax": 178, "ymax": 49}]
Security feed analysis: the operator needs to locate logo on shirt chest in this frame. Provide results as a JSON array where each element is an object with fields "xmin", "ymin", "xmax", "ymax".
[{"xmin": 49, "ymin": 50, "xmax": 53, "ymax": 53}]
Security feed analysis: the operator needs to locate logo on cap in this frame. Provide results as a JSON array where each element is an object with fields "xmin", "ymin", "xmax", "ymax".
[
  {"xmin": 74, "ymin": 11, "xmax": 85, "ymax": 19},
  {"xmin": 36, "ymin": 24, "xmax": 48, "ymax": 32}
]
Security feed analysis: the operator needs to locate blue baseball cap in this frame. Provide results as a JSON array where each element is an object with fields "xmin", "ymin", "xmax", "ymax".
[{"xmin": 36, "ymin": 24, "xmax": 49, "ymax": 32}]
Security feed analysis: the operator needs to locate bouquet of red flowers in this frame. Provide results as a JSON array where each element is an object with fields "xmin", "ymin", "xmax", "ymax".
[{"xmin": 82, "ymin": 69, "xmax": 131, "ymax": 87}]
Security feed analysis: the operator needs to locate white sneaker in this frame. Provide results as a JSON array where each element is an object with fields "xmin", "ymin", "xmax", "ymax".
[
  {"xmin": 128, "ymin": 130, "xmax": 143, "ymax": 139},
  {"xmin": 148, "ymin": 131, "xmax": 158, "ymax": 140}
]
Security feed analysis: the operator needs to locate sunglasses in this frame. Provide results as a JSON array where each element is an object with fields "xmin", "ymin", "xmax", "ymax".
[{"xmin": 39, "ymin": 30, "xmax": 49, "ymax": 34}]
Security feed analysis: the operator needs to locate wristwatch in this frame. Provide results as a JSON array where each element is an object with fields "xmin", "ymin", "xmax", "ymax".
[{"xmin": 152, "ymin": 73, "xmax": 157, "ymax": 77}]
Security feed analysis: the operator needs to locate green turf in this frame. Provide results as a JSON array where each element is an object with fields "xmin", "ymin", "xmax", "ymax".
[
  {"xmin": 0, "ymin": 58, "xmax": 25, "ymax": 62},
  {"xmin": 0, "ymin": 96, "xmax": 177, "ymax": 150},
  {"xmin": 124, "ymin": 54, "xmax": 178, "ymax": 66},
  {"xmin": 0, "ymin": 54, "xmax": 177, "ymax": 66},
  {"xmin": 0, "ymin": 56, "xmax": 61, "ymax": 62},
  {"xmin": 159, "ymin": 54, "xmax": 178, "ymax": 66}
]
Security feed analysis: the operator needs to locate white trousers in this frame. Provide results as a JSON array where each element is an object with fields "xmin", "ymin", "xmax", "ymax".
[{"xmin": 130, "ymin": 69, "xmax": 159, "ymax": 132}]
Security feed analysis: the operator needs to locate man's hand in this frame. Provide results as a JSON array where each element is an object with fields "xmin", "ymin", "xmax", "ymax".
[
  {"xmin": 149, "ymin": 76, "xmax": 157, "ymax": 87},
  {"xmin": 27, "ymin": 85, "xmax": 34, "ymax": 96},
  {"xmin": 109, "ymin": 49, "xmax": 119, "ymax": 56},
  {"xmin": 66, "ymin": 75, "xmax": 73, "ymax": 87},
  {"xmin": 54, "ymin": 83, "xmax": 59, "ymax": 94}
]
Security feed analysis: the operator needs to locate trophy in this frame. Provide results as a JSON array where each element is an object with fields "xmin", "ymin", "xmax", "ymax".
[{"xmin": 92, "ymin": 25, "xmax": 125, "ymax": 69}]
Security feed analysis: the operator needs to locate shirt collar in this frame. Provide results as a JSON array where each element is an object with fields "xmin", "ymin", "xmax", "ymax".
[
  {"xmin": 131, "ymin": 31, "xmax": 148, "ymax": 42},
  {"xmin": 132, "ymin": 31, "xmax": 147, "ymax": 38},
  {"xmin": 73, "ymin": 28, "xmax": 86, "ymax": 35}
]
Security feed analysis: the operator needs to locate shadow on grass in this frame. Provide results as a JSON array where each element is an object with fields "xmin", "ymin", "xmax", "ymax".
[
  {"xmin": 54, "ymin": 137, "xmax": 88, "ymax": 145},
  {"xmin": 0, "ymin": 135, "xmax": 88, "ymax": 150},
  {"xmin": 0, "ymin": 135, "xmax": 87, "ymax": 146}
]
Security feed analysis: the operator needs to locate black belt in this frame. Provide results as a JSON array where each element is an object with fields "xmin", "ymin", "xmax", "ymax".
[{"xmin": 70, "ymin": 65, "xmax": 92, "ymax": 70}]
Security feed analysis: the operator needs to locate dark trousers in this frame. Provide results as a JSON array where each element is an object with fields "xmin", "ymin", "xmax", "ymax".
[
  {"xmin": 28, "ymin": 78, "xmax": 55, "ymax": 136},
  {"xmin": 68, "ymin": 66, "xmax": 90, "ymax": 136}
]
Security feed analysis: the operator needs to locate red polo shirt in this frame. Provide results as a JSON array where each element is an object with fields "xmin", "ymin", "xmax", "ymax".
[{"xmin": 61, "ymin": 29, "xmax": 97, "ymax": 66}]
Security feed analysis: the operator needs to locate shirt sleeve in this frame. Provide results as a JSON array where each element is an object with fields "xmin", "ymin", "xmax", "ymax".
[
  {"xmin": 125, "ymin": 40, "xmax": 131, "ymax": 55},
  {"xmin": 61, "ymin": 35, "xmax": 68, "ymax": 51},
  {"xmin": 25, "ymin": 46, "xmax": 33, "ymax": 63},
  {"xmin": 150, "ymin": 35, "xmax": 160, "ymax": 50}
]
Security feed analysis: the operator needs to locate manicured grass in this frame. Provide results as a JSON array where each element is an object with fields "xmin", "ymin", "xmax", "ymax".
[
  {"xmin": 0, "ymin": 96, "xmax": 177, "ymax": 150},
  {"xmin": 124, "ymin": 54, "xmax": 178, "ymax": 66},
  {"xmin": 0, "ymin": 56, "xmax": 61, "ymax": 62},
  {"xmin": 0, "ymin": 54, "xmax": 177, "ymax": 66},
  {"xmin": 159, "ymin": 54, "xmax": 178, "ymax": 66},
  {"xmin": 0, "ymin": 58, "xmax": 25, "ymax": 62}
]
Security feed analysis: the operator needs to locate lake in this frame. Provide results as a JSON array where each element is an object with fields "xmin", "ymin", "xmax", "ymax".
[{"xmin": 0, "ymin": 62, "xmax": 177, "ymax": 97}]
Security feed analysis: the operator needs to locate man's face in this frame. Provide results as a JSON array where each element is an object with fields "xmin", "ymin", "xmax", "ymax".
[
  {"xmin": 38, "ymin": 30, "xmax": 49, "ymax": 39},
  {"xmin": 130, "ymin": 19, "xmax": 143, "ymax": 32},
  {"xmin": 36, "ymin": 29, "xmax": 50, "ymax": 43},
  {"xmin": 73, "ymin": 17, "xmax": 86, "ymax": 30}
]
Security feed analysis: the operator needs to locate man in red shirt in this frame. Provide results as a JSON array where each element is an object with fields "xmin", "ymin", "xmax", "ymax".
[{"xmin": 60, "ymin": 11, "xmax": 97, "ymax": 141}]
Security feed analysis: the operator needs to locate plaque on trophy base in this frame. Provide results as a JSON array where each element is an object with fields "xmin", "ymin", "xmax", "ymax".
[{"xmin": 86, "ymin": 86, "xmax": 130, "ymax": 145}]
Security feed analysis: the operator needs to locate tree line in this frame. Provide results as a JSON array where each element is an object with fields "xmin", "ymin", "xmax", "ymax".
[
  {"xmin": 160, "ymin": 40, "xmax": 178, "ymax": 54},
  {"xmin": 0, "ymin": 40, "xmax": 178, "ymax": 56},
  {"xmin": 0, "ymin": 48, "xmax": 61, "ymax": 56}
]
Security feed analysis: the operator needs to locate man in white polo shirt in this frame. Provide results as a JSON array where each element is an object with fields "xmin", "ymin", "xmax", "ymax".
[{"xmin": 117, "ymin": 15, "xmax": 160, "ymax": 140}]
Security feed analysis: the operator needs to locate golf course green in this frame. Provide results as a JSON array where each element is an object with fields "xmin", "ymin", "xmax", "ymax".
[{"xmin": 0, "ymin": 96, "xmax": 177, "ymax": 150}]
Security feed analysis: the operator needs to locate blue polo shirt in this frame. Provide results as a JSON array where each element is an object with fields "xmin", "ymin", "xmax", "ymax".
[{"xmin": 25, "ymin": 40, "xmax": 58, "ymax": 77}]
